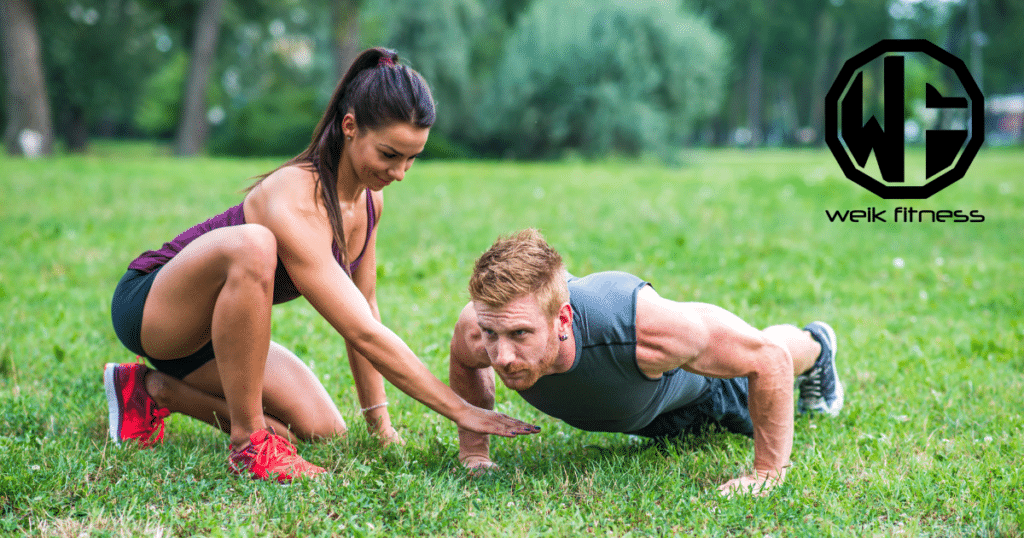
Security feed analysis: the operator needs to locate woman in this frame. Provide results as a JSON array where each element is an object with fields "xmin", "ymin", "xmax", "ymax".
[{"xmin": 107, "ymin": 47, "xmax": 539, "ymax": 482}]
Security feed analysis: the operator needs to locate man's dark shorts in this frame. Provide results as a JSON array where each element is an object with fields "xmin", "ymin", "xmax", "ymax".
[
  {"xmin": 629, "ymin": 377, "xmax": 753, "ymax": 438},
  {"xmin": 111, "ymin": 268, "xmax": 215, "ymax": 380}
]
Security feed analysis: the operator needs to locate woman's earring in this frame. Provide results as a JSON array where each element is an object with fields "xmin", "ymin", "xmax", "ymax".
[{"xmin": 559, "ymin": 334, "xmax": 569, "ymax": 341}]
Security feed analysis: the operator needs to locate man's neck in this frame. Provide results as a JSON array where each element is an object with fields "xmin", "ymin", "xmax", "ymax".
[{"xmin": 552, "ymin": 328, "xmax": 577, "ymax": 374}]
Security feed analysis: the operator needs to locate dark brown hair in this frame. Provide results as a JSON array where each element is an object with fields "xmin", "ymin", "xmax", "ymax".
[{"xmin": 253, "ymin": 47, "xmax": 435, "ymax": 273}]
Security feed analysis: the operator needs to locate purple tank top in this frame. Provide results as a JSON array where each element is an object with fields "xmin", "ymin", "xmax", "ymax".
[{"xmin": 127, "ymin": 189, "xmax": 377, "ymax": 304}]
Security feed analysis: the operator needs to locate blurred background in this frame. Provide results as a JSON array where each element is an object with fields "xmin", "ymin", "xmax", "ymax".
[{"xmin": 1, "ymin": 0, "xmax": 1021, "ymax": 161}]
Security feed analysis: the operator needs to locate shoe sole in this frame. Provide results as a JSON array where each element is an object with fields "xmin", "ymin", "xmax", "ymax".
[
  {"xmin": 824, "ymin": 379, "xmax": 845, "ymax": 417},
  {"xmin": 103, "ymin": 363, "xmax": 123, "ymax": 445}
]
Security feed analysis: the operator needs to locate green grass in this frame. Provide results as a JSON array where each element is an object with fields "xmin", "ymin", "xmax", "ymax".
[{"xmin": 1, "ymin": 145, "xmax": 1022, "ymax": 537}]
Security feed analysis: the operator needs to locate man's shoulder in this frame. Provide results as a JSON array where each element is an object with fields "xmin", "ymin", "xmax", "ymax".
[
  {"xmin": 570, "ymin": 271, "xmax": 648, "ymax": 347},
  {"xmin": 568, "ymin": 271, "xmax": 646, "ymax": 295},
  {"xmin": 568, "ymin": 271, "xmax": 649, "ymax": 315}
]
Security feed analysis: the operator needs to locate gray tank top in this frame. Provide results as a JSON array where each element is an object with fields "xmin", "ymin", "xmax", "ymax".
[{"xmin": 517, "ymin": 271, "xmax": 710, "ymax": 433}]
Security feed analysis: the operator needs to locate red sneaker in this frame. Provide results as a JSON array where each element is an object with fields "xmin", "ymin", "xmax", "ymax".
[
  {"xmin": 103, "ymin": 362, "xmax": 170, "ymax": 448},
  {"xmin": 228, "ymin": 428, "xmax": 326, "ymax": 482}
]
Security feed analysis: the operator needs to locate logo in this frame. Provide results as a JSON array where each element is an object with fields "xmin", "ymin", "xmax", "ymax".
[{"xmin": 825, "ymin": 39, "xmax": 984, "ymax": 199}]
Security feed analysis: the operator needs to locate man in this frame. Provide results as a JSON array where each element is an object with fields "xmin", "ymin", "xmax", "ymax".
[{"xmin": 448, "ymin": 229, "xmax": 844, "ymax": 496}]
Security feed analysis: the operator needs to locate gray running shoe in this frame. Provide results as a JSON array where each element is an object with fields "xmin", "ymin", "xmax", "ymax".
[{"xmin": 797, "ymin": 321, "xmax": 844, "ymax": 416}]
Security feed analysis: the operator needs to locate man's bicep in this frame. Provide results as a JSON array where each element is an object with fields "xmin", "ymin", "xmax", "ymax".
[
  {"xmin": 680, "ymin": 304, "xmax": 780, "ymax": 379},
  {"xmin": 636, "ymin": 291, "xmax": 768, "ymax": 379},
  {"xmin": 634, "ymin": 290, "xmax": 709, "ymax": 376}
]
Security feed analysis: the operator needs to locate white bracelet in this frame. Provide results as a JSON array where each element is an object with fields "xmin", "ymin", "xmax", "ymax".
[{"xmin": 360, "ymin": 401, "xmax": 388, "ymax": 414}]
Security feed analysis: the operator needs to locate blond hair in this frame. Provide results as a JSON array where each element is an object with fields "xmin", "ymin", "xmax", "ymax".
[{"xmin": 468, "ymin": 229, "xmax": 569, "ymax": 318}]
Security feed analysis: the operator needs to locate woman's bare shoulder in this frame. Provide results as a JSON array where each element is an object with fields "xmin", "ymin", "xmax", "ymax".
[
  {"xmin": 262, "ymin": 164, "xmax": 317, "ymax": 196},
  {"xmin": 247, "ymin": 164, "xmax": 320, "ymax": 216}
]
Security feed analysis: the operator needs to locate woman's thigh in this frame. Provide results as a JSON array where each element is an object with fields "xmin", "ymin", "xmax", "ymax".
[{"xmin": 140, "ymin": 224, "xmax": 277, "ymax": 360}]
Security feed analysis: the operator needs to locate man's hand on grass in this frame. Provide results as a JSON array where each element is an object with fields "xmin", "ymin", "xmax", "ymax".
[
  {"xmin": 717, "ymin": 468, "xmax": 786, "ymax": 497},
  {"xmin": 459, "ymin": 454, "xmax": 499, "ymax": 476}
]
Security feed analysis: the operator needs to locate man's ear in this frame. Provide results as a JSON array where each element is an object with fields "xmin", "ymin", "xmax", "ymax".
[{"xmin": 557, "ymin": 302, "xmax": 572, "ymax": 334}]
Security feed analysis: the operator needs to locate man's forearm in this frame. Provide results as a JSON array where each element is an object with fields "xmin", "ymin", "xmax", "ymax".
[
  {"xmin": 747, "ymin": 353, "xmax": 795, "ymax": 474},
  {"xmin": 449, "ymin": 360, "xmax": 495, "ymax": 461}
]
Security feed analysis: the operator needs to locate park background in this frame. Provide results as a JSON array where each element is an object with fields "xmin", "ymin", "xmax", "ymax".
[{"xmin": 2, "ymin": 0, "xmax": 1023, "ymax": 536}]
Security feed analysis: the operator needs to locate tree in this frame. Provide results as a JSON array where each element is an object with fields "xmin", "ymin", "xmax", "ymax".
[
  {"xmin": 333, "ymin": 0, "xmax": 361, "ymax": 80},
  {"xmin": 0, "ymin": 0, "xmax": 53, "ymax": 156},
  {"xmin": 979, "ymin": 0, "xmax": 1024, "ymax": 96},
  {"xmin": 891, "ymin": 0, "xmax": 1024, "ymax": 144},
  {"xmin": 377, "ymin": 0, "xmax": 487, "ymax": 142},
  {"xmin": 977, "ymin": 0, "xmax": 1024, "ymax": 144},
  {"xmin": 694, "ymin": 0, "xmax": 892, "ymax": 146},
  {"xmin": 34, "ymin": 0, "xmax": 165, "ymax": 152},
  {"xmin": 691, "ymin": 0, "xmax": 771, "ymax": 146},
  {"xmin": 481, "ymin": 0, "xmax": 729, "ymax": 159},
  {"xmin": 175, "ymin": 0, "xmax": 227, "ymax": 156},
  {"xmin": 364, "ymin": 0, "xmax": 535, "ymax": 156},
  {"xmin": 207, "ymin": 0, "xmax": 339, "ymax": 157}
]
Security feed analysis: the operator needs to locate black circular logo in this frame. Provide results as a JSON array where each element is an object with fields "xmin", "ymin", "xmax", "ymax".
[{"xmin": 825, "ymin": 39, "xmax": 984, "ymax": 199}]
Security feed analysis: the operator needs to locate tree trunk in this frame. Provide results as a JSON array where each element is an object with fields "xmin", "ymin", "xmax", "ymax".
[
  {"xmin": 333, "ymin": 0, "xmax": 361, "ymax": 80},
  {"xmin": 806, "ymin": 9, "xmax": 836, "ymax": 146},
  {"xmin": 745, "ymin": 38, "xmax": 764, "ymax": 147},
  {"xmin": 174, "ymin": 0, "xmax": 225, "ymax": 157},
  {"xmin": 0, "ymin": 0, "xmax": 54, "ymax": 157},
  {"xmin": 64, "ymin": 105, "xmax": 90, "ymax": 153},
  {"xmin": 942, "ymin": 10, "xmax": 967, "ymax": 132},
  {"xmin": 724, "ymin": 73, "xmax": 746, "ymax": 145},
  {"xmin": 1019, "ymin": 113, "xmax": 1024, "ymax": 148}
]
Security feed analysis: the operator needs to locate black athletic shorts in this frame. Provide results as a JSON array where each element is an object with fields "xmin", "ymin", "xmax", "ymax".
[
  {"xmin": 629, "ymin": 377, "xmax": 754, "ymax": 439},
  {"xmin": 111, "ymin": 268, "xmax": 215, "ymax": 380}
]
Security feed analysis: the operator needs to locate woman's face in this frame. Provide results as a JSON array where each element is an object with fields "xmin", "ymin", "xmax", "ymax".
[{"xmin": 343, "ymin": 114, "xmax": 429, "ymax": 191}]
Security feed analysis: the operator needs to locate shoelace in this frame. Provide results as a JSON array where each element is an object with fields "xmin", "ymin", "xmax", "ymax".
[
  {"xmin": 146, "ymin": 408, "xmax": 170, "ymax": 445},
  {"xmin": 800, "ymin": 368, "xmax": 823, "ymax": 400},
  {"xmin": 250, "ymin": 432, "xmax": 301, "ymax": 472}
]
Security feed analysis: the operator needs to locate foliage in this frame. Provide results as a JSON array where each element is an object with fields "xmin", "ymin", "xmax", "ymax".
[
  {"xmin": 15, "ymin": 0, "xmax": 1024, "ymax": 156},
  {"xmin": 690, "ymin": 0, "xmax": 893, "ymax": 144},
  {"xmin": 478, "ymin": 0, "xmax": 729, "ymax": 159},
  {"xmin": 208, "ymin": 82, "xmax": 320, "ymax": 157},
  {"xmin": 36, "ymin": 0, "xmax": 166, "ymax": 140},
  {"xmin": 2, "ymin": 146, "xmax": 1023, "ymax": 535},
  {"xmin": 199, "ymin": 1, "xmax": 336, "ymax": 157},
  {"xmin": 374, "ymin": 0, "xmax": 487, "ymax": 140},
  {"xmin": 134, "ymin": 52, "xmax": 190, "ymax": 138},
  {"xmin": 370, "ymin": 0, "xmax": 538, "ymax": 155},
  {"xmin": 972, "ymin": 0, "xmax": 1024, "ymax": 93}
]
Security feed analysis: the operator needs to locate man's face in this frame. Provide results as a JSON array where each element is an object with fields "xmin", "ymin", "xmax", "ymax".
[{"xmin": 474, "ymin": 294, "xmax": 565, "ymax": 391}]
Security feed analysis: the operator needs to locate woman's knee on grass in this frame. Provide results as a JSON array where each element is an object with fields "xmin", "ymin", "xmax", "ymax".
[
  {"xmin": 293, "ymin": 417, "xmax": 348, "ymax": 442},
  {"xmin": 261, "ymin": 342, "xmax": 348, "ymax": 441},
  {"xmin": 272, "ymin": 385, "xmax": 348, "ymax": 441},
  {"xmin": 270, "ymin": 398, "xmax": 347, "ymax": 441}
]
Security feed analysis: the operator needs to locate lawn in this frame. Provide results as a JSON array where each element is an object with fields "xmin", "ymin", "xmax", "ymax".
[{"xmin": 1, "ymin": 145, "xmax": 1022, "ymax": 537}]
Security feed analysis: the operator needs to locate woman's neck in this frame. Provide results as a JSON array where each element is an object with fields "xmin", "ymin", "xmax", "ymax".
[{"xmin": 335, "ymin": 155, "xmax": 364, "ymax": 202}]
